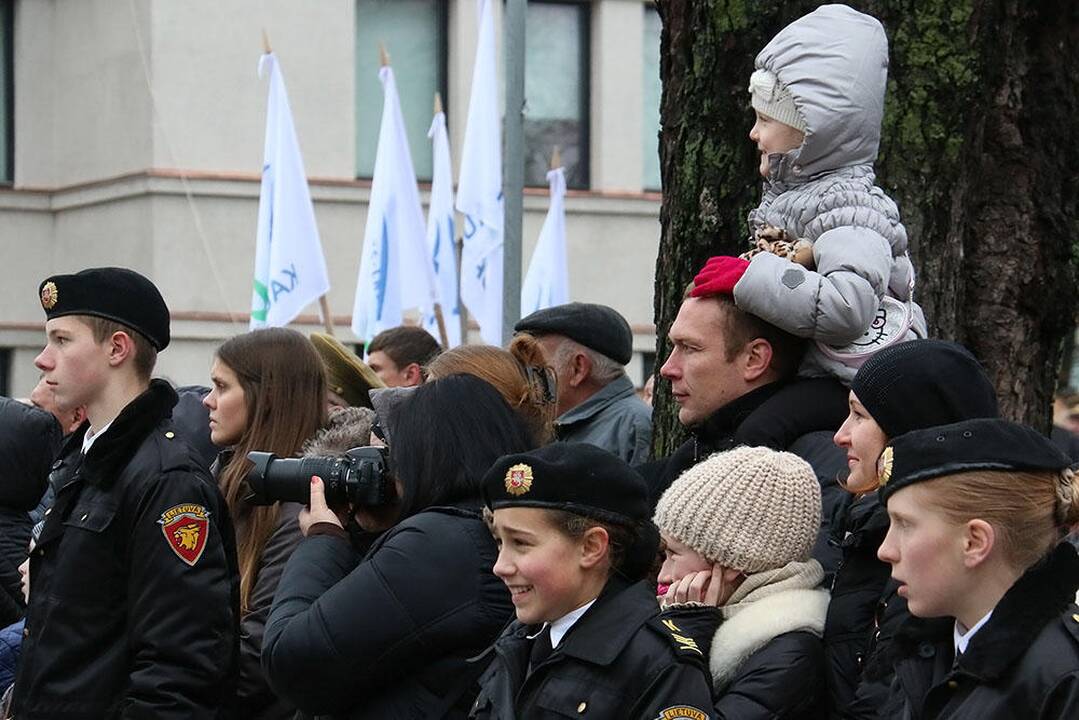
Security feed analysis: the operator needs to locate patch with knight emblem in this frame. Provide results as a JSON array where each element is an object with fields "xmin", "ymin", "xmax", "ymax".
[
  {"xmin": 40, "ymin": 281, "xmax": 59, "ymax": 310},
  {"xmin": 158, "ymin": 503, "xmax": 211, "ymax": 566},
  {"xmin": 654, "ymin": 706, "xmax": 709, "ymax": 720},
  {"xmin": 504, "ymin": 463, "xmax": 534, "ymax": 496}
]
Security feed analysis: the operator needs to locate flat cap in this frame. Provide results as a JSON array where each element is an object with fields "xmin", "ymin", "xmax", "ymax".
[
  {"xmin": 879, "ymin": 418, "xmax": 1072, "ymax": 504},
  {"xmin": 311, "ymin": 333, "xmax": 384, "ymax": 409},
  {"xmin": 514, "ymin": 302, "xmax": 633, "ymax": 365},
  {"xmin": 39, "ymin": 267, "xmax": 170, "ymax": 350},
  {"xmin": 483, "ymin": 442, "xmax": 650, "ymax": 526}
]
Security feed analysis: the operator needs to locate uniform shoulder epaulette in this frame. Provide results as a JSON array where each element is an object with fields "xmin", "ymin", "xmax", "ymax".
[{"xmin": 646, "ymin": 615, "xmax": 709, "ymax": 664}]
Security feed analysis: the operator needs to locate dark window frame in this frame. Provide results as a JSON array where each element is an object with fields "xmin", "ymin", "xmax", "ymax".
[{"xmin": 1, "ymin": 0, "xmax": 14, "ymax": 185}]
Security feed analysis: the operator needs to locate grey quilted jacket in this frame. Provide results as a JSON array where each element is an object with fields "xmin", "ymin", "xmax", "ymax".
[{"xmin": 733, "ymin": 4, "xmax": 926, "ymax": 382}]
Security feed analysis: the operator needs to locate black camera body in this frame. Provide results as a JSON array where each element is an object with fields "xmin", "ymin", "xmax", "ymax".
[{"xmin": 244, "ymin": 446, "xmax": 392, "ymax": 507}]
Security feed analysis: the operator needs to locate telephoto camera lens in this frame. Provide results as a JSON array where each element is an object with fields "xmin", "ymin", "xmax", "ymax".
[{"xmin": 244, "ymin": 447, "xmax": 392, "ymax": 507}]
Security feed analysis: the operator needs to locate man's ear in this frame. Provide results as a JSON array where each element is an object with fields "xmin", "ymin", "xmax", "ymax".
[
  {"xmin": 107, "ymin": 331, "xmax": 136, "ymax": 368},
  {"xmin": 568, "ymin": 351, "xmax": 592, "ymax": 388},
  {"xmin": 742, "ymin": 338, "xmax": 774, "ymax": 382},
  {"xmin": 403, "ymin": 362, "xmax": 424, "ymax": 386},
  {"xmin": 579, "ymin": 526, "xmax": 610, "ymax": 570},
  {"xmin": 962, "ymin": 519, "xmax": 996, "ymax": 569},
  {"xmin": 68, "ymin": 406, "xmax": 88, "ymax": 433}
]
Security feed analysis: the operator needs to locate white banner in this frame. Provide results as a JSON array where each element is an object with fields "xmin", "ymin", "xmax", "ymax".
[
  {"xmin": 352, "ymin": 65, "xmax": 439, "ymax": 343},
  {"xmin": 521, "ymin": 166, "xmax": 569, "ymax": 315},
  {"xmin": 252, "ymin": 53, "xmax": 331, "ymax": 329},
  {"xmin": 455, "ymin": 0, "xmax": 504, "ymax": 345},
  {"xmin": 423, "ymin": 111, "xmax": 462, "ymax": 348}
]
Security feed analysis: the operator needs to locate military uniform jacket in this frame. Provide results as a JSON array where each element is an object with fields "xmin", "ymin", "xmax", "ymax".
[
  {"xmin": 883, "ymin": 543, "xmax": 1079, "ymax": 719},
  {"xmin": 470, "ymin": 578, "xmax": 715, "ymax": 720},
  {"xmin": 11, "ymin": 380, "xmax": 240, "ymax": 719}
]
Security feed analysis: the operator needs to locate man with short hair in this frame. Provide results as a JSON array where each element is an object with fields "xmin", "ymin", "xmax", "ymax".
[
  {"xmin": 366, "ymin": 325, "xmax": 442, "ymax": 387},
  {"xmin": 12, "ymin": 267, "xmax": 239, "ymax": 719},
  {"xmin": 641, "ymin": 258, "xmax": 848, "ymax": 573},
  {"xmin": 515, "ymin": 302, "xmax": 652, "ymax": 465}
]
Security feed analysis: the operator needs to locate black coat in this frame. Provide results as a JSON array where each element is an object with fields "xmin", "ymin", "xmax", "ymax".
[
  {"xmin": 0, "ymin": 398, "xmax": 62, "ymax": 613},
  {"xmin": 824, "ymin": 493, "xmax": 909, "ymax": 719},
  {"xmin": 263, "ymin": 503, "xmax": 514, "ymax": 719},
  {"xmin": 11, "ymin": 380, "xmax": 241, "ymax": 719},
  {"xmin": 714, "ymin": 630, "xmax": 825, "ymax": 719},
  {"xmin": 469, "ymin": 579, "xmax": 716, "ymax": 720},
  {"xmin": 638, "ymin": 381, "xmax": 848, "ymax": 578},
  {"xmin": 884, "ymin": 543, "xmax": 1079, "ymax": 719}
]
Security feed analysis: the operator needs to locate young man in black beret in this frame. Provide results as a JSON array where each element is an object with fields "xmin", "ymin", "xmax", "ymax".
[
  {"xmin": 10, "ymin": 267, "xmax": 239, "ymax": 719},
  {"xmin": 515, "ymin": 302, "xmax": 652, "ymax": 465}
]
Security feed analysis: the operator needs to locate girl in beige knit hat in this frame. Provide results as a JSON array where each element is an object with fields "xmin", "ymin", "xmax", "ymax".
[{"xmin": 654, "ymin": 445, "xmax": 830, "ymax": 718}]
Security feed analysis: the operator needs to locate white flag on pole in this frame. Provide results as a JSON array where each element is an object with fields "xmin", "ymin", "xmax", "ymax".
[
  {"xmin": 521, "ymin": 166, "xmax": 569, "ymax": 315},
  {"xmin": 455, "ymin": 0, "xmax": 504, "ymax": 345},
  {"xmin": 423, "ymin": 110, "xmax": 462, "ymax": 348},
  {"xmin": 352, "ymin": 65, "xmax": 439, "ymax": 344},
  {"xmin": 252, "ymin": 53, "xmax": 331, "ymax": 329}
]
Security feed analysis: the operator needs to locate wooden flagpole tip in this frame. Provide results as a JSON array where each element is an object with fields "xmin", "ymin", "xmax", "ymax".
[
  {"xmin": 262, "ymin": 28, "xmax": 272, "ymax": 55},
  {"xmin": 550, "ymin": 145, "xmax": 562, "ymax": 170},
  {"xmin": 434, "ymin": 92, "xmax": 444, "ymax": 116},
  {"xmin": 379, "ymin": 42, "xmax": 391, "ymax": 67}
]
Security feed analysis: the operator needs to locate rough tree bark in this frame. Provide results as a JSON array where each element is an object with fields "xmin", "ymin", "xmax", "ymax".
[{"xmin": 652, "ymin": 0, "xmax": 1079, "ymax": 456}]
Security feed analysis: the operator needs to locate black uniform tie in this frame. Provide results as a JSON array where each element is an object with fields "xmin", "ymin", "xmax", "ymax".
[{"xmin": 529, "ymin": 625, "xmax": 553, "ymax": 671}]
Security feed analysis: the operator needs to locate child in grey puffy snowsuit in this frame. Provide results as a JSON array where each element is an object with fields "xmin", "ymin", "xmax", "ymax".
[{"xmin": 729, "ymin": 4, "xmax": 928, "ymax": 447}]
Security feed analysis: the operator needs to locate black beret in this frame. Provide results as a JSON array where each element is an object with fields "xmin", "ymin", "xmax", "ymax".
[
  {"xmin": 483, "ymin": 442, "xmax": 650, "ymax": 526},
  {"xmin": 851, "ymin": 340, "xmax": 998, "ymax": 438},
  {"xmin": 514, "ymin": 302, "xmax": 633, "ymax": 365},
  {"xmin": 878, "ymin": 418, "xmax": 1072, "ymax": 504},
  {"xmin": 38, "ymin": 267, "xmax": 170, "ymax": 350}
]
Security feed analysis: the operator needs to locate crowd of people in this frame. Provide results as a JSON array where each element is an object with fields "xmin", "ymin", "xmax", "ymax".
[{"xmin": 1, "ymin": 4, "xmax": 1078, "ymax": 719}]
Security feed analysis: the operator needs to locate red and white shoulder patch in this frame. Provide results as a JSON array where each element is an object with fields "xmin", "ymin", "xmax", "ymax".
[{"xmin": 158, "ymin": 503, "xmax": 211, "ymax": 566}]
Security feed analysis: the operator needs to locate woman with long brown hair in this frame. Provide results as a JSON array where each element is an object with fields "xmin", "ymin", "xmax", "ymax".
[{"xmin": 202, "ymin": 328, "xmax": 326, "ymax": 719}]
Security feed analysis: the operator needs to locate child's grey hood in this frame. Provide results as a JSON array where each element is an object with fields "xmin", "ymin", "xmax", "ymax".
[{"xmin": 755, "ymin": 4, "xmax": 889, "ymax": 178}]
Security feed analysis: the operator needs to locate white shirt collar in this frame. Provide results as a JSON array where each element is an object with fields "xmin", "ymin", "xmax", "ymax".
[
  {"xmin": 81, "ymin": 419, "xmax": 115, "ymax": 455},
  {"xmin": 529, "ymin": 599, "xmax": 597, "ymax": 649},
  {"xmin": 953, "ymin": 610, "xmax": 993, "ymax": 657}
]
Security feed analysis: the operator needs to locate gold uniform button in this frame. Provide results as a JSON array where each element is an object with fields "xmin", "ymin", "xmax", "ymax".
[
  {"xmin": 947, "ymin": 680, "xmax": 959, "ymax": 689},
  {"xmin": 577, "ymin": 701, "xmax": 587, "ymax": 713},
  {"xmin": 1072, "ymin": 613, "xmax": 1079, "ymax": 623},
  {"xmin": 165, "ymin": 431, "xmax": 175, "ymax": 439}
]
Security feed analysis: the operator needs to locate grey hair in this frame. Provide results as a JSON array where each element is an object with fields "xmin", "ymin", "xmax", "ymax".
[{"xmin": 552, "ymin": 337, "xmax": 625, "ymax": 386}]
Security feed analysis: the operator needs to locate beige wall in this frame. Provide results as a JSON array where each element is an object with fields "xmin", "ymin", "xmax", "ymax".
[{"xmin": 0, "ymin": 0, "xmax": 661, "ymax": 397}]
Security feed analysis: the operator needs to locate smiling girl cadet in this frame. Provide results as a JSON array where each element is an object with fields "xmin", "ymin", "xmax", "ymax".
[
  {"xmin": 473, "ymin": 442, "xmax": 715, "ymax": 720},
  {"xmin": 876, "ymin": 418, "xmax": 1079, "ymax": 719}
]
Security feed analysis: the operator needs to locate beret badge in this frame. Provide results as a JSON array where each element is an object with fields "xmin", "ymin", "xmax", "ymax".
[
  {"xmin": 504, "ymin": 463, "xmax": 534, "ymax": 496},
  {"xmin": 40, "ymin": 281, "xmax": 59, "ymax": 310},
  {"xmin": 877, "ymin": 446, "xmax": 894, "ymax": 487}
]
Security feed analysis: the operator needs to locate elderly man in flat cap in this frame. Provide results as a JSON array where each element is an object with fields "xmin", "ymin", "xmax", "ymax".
[
  {"xmin": 11, "ymin": 267, "xmax": 238, "ymax": 719},
  {"xmin": 515, "ymin": 302, "xmax": 651, "ymax": 465}
]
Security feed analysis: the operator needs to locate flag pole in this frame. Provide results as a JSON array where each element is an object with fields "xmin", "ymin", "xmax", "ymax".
[
  {"xmin": 262, "ymin": 28, "xmax": 271, "ymax": 54},
  {"xmin": 318, "ymin": 296, "xmax": 335, "ymax": 335},
  {"xmin": 431, "ymin": 90, "xmax": 451, "ymax": 350},
  {"xmin": 502, "ymin": 0, "xmax": 526, "ymax": 346},
  {"xmin": 550, "ymin": 145, "xmax": 561, "ymax": 170}
]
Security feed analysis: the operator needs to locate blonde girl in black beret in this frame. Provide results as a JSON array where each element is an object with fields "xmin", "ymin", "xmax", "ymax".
[{"xmin": 876, "ymin": 419, "xmax": 1079, "ymax": 719}]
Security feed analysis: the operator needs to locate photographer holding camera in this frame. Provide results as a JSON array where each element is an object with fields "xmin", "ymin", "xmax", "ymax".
[
  {"xmin": 262, "ymin": 374, "xmax": 540, "ymax": 718},
  {"xmin": 203, "ymin": 328, "xmax": 328, "ymax": 719}
]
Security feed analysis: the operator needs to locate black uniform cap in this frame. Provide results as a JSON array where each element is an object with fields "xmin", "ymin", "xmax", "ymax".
[
  {"xmin": 514, "ymin": 302, "xmax": 633, "ymax": 365},
  {"xmin": 483, "ymin": 442, "xmax": 650, "ymax": 526},
  {"xmin": 38, "ymin": 267, "xmax": 170, "ymax": 350},
  {"xmin": 878, "ymin": 418, "xmax": 1072, "ymax": 504}
]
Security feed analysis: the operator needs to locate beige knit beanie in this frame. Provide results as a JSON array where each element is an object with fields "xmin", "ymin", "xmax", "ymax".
[
  {"xmin": 748, "ymin": 69, "xmax": 807, "ymax": 133},
  {"xmin": 653, "ymin": 446, "xmax": 821, "ymax": 574}
]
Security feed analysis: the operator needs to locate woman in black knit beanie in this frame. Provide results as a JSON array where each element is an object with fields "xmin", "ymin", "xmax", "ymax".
[{"xmin": 824, "ymin": 339, "xmax": 999, "ymax": 719}]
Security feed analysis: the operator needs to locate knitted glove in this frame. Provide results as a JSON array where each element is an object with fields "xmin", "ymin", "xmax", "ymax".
[{"xmin": 690, "ymin": 256, "xmax": 750, "ymax": 297}]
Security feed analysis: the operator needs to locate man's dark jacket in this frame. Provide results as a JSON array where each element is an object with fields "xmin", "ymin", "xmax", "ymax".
[{"xmin": 11, "ymin": 380, "xmax": 240, "ymax": 719}]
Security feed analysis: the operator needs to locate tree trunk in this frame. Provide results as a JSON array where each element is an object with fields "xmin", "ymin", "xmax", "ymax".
[{"xmin": 652, "ymin": 0, "xmax": 1078, "ymax": 456}]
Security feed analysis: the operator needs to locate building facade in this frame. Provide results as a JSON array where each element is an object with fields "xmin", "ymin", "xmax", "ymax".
[{"xmin": 0, "ymin": 0, "xmax": 665, "ymax": 396}]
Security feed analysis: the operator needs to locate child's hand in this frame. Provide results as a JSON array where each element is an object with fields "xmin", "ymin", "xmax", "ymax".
[{"xmin": 660, "ymin": 563, "xmax": 742, "ymax": 608}]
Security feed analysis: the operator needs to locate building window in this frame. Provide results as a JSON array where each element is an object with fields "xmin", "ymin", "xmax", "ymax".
[
  {"xmin": 355, "ymin": 0, "xmax": 447, "ymax": 181},
  {"xmin": 0, "ymin": 0, "xmax": 13, "ymax": 184},
  {"xmin": 0, "ymin": 348, "xmax": 10, "ymax": 397},
  {"xmin": 525, "ymin": 1, "xmax": 589, "ymax": 189},
  {"xmin": 642, "ymin": 5, "xmax": 661, "ymax": 191}
]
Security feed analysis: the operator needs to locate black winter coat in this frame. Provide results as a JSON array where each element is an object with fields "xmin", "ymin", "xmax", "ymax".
[
  {"xmin": 883, "ymin": 543, "xmax": 1079, "ymax": 719},
  {"xmin": 824, "ymin": 493, "xmax": 909, "ymax": 719},
  {"xmin": 714, "ymin": 630, "xmax": 825, "ymax": 719},
  {"xmin": 638, "ymin": 381, "xmax": 848, "ymax": 578},
  {"xmin": 469, "ymin": 579, "xmax": 716, "ymax": 720},
  {"xmin": 11, "ymin": 380, "xmax": 241, "ymax": 719},
  {"xmin": 263, "ymin": 502, "xmax": 514, "ymax": 719},
  {"xmin": 0, "ymin": 398, "xmax": 62, "ymax": 613}
]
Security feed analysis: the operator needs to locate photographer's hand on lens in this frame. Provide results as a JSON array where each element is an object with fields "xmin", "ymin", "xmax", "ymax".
[{"xmin": 298, "ymin": 476, "xmax": 348, "ymax": 537}]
